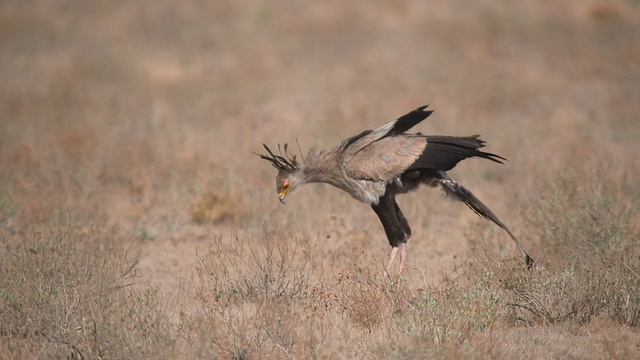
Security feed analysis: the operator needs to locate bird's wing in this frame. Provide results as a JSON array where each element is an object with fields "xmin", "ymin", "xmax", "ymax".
[
  {"xmin": 341, "ymin": 105, "xmax": 433, "ymax": 159},
  {"xmin": 343, "ymin": 136, "xmax": 427, "ymax": 181}
]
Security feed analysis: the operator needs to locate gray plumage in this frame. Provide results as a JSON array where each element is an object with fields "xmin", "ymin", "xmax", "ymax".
[{"xmin": 257, "ymin": 105, "xmax": 534, "ymax": 275}]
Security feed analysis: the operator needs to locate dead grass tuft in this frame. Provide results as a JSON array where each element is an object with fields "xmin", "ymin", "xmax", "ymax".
[
  {"xmin": 196, "ymin": 227, "xmax": 316, "ymax": 301},
  {"xmin": 190, "ymin": 188, "xmax": 243, "ymax": 225},
  {"xmin": 183, "ymin": 227, "xmax": 330, "ymax": 358},
  {"xmin": 587, "ymin": 3, "xmax": 625, "ymax": 23},
  {"xmin": 335, "ymin": 264, "xmax": 395, "ymax": 332},
  {"xmin": 402, "ymin": 272, "xmax": 500, "ymax": 348}
]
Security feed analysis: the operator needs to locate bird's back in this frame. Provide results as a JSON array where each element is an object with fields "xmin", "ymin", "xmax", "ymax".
[
  {"xmin": 339, "ymin": 104, "xmax": 505, "ymax": 183},
  {"xmin": 340, "ymin": 105, "xmax": 433, "ymax": 162}
]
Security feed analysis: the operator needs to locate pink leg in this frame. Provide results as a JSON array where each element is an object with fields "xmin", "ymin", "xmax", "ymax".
[
  {"xmin": 385, "ymin": 246, "xmax": 398, "ymax": 278},
  {"xmin": 385, "ymin": 243, "xmax": 408, "ymax": 277},
  {"xmin": 397, "ymin": 243, "xmax": 407, "ymax": 275}
]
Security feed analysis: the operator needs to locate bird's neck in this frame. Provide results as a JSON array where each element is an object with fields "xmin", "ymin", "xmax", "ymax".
[{"xmin": 301, "ymin": 147, "xmax": 344, "ymax": 187}]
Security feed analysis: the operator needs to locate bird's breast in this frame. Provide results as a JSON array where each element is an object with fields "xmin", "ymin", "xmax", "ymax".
[{"xmin": 340, "ymin": 178, "xmax": 386, "ymax": 205}]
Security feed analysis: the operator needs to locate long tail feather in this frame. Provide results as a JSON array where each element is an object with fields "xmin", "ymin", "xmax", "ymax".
[{"xmin": 436, "ymin": 172, "xmax": 534, "ymax": 269}]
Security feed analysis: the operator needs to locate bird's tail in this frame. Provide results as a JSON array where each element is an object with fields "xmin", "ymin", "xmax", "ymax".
[{"xmin": 435, "ymin": 172, "xmax": 534, "ymax": 269}]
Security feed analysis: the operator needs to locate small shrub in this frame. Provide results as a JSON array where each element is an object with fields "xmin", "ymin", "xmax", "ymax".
[
  {"xmin": 335, "ymin": 264, "xmax": 394, "ymax": 332},
  {"xmin": 187, "ymin": 226, "xmax": 326, "ymax": 358},
  {"xmin": 0, "ymin": 213, "xmax": 175, "ymax": 359},
  {"xmin": 497, "ymin": 165, "xmax": 640, "ymax": 327}
]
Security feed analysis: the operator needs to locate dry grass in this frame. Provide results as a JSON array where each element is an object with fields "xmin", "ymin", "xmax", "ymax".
[
  {"xmin": 2, "ymin": 0, "xmax": 640, "ymax": 358},
  {"xmin": 0, "ymin": 214, "xmax": 175, "ymax": 358},
  {"xmin": 496, "ymin": 164, "xmax": 640, "ymax": 327}
]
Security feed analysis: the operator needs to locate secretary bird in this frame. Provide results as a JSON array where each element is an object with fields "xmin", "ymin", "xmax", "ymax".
[{"xmin": 256, "ymin": 105, "xmax": 534, "ymax": 276}]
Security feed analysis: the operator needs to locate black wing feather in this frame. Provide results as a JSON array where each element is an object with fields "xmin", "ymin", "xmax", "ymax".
[
  {"xmin": 409, "ymin": 135, "xmax": 506, "ymax": 171},
  {"xmin": 382, "ymin": 105, "xmax": 433, "ymax": 139},
  {"xmin": 343, "ymin": 129, "xmax": 373, "ymax": 149}
]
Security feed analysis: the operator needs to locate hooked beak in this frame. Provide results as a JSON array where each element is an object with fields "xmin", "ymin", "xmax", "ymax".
[{"xmin": 278, "ymin": 188, "xmax": 289, "ymax": 204}]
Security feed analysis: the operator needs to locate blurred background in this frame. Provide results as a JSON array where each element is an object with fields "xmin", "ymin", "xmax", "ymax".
[
  {"xmin": 3, "ymin": 0, "xmax": 639, "ymax": 274},
  {"xmin": 2, "ymin": 0, "xmax": 638, "ymax": 223},
  {"xmin": 1, "ymin": 0, "xmax": 639, "ymax": 358}
]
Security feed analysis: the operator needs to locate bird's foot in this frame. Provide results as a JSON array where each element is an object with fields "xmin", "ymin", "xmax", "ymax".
[{"xmin": 385, "ymin": 243, "xmax": 407, "ymax": 278}]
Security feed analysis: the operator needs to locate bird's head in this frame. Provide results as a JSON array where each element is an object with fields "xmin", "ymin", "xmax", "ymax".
[
  {"xmin": 275, "ymin": 170, "xmax": 304, "ymax": 204},
  {"xmin": 255, "ymin": 143, "xmax": 303, "ymax": 204}
]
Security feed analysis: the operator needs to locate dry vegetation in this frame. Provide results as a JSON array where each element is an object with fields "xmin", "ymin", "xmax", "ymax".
[{"xmin": 1, "ymin": 0, "xmax": 639, "ymax": 358}]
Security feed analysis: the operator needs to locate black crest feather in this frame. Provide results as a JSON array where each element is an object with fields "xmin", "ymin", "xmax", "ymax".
[{"xmin": 255, "ymin": 143, "xmax": 299, "ymax": 171}]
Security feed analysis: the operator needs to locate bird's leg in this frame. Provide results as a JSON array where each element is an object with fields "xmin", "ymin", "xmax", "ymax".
[
  {"xmin": 385, "ymin": 246, "xmax": 399, "ymax": 278},
  {"xmin": 394, "ymin": 200, "xmax": 411, "ymax": 277},
  {"xmin": 385, "ymin": 243, "xmax": 408, "ymax": 277},
  {"xmin": 397, "ymin": 242, "xmax": 407, "ymax": 275},
  {"xmin": 372, "ymin": 192, "xmax": 410, "ymax": 279}
]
